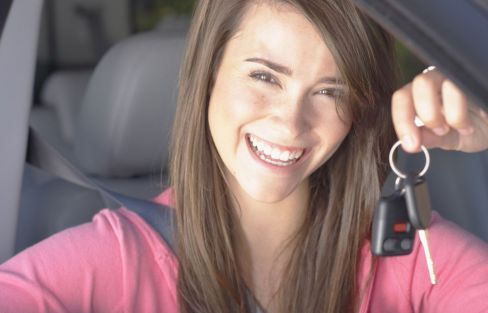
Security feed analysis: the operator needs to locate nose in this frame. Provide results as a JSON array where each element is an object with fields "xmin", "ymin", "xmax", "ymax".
[{"xmin": 271, "ymin": 92, "xmax": 310, "ymax": 138}]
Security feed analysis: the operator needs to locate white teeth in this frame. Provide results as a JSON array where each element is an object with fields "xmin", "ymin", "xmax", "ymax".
[
  {"xmin": 248, "ymin": 134, "xmax": 304, "ymax": 164},
  {"xmin": 271, "ymin": 148, "xmax": 280, "ymax": 159},
  {"xmin": 279, "ymin": 151, "xmax": 290, "ymax": 161},
  {"xmin": 263, "ymin": 145, "xmax": 272, "ymax": 156}
]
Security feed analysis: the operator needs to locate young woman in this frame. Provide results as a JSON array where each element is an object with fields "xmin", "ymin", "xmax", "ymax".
[{"xmin": 1, "ymin": 0, "xmax": 488, "ymax": 312}]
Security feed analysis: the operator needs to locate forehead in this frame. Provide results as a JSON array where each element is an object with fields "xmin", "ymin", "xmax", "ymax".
[{"xmin": 226, "ymin": 2, "xmax": 338, "ymax": 75}]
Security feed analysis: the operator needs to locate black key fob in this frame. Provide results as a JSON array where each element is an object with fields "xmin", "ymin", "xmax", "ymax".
[
  {"xmin": 403, "ymin": 173, "xmax": 432, "ymax": 230},
  {"xmin": 371, "ymin": 190, "xmax": 416, "ymax": 256}
]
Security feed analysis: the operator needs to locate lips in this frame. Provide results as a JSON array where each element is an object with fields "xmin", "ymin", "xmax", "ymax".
[{"xmin": 246, "ymin": 134, "xmax": 305, "ymax": 167}]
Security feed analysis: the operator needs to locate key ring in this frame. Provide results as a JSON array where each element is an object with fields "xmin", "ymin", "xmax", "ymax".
[
  {"xmin": 422, "ymin": 65, "xmax": 436, "ymax": 74},
  {"xmin": 389, "ymin": 140, "xmax": 430, "ymax": 180}
]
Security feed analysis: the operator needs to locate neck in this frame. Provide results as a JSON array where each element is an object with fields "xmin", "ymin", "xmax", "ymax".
[
  {"xmin": 234, "ymin": 181, "xmax": 309, "ymax": 254},
  {"xmin": 230, "ymin": 179, "xmax": 309, "ymax": 307}
]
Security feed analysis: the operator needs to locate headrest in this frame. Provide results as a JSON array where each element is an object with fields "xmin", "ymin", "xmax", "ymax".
[
  {"xmin": 41, "ymin": 70, "xmax": 92, "ymax": 143},
  {"xmin": 74, "ymin": 32, "xmax": 185, "ymax": 178}
]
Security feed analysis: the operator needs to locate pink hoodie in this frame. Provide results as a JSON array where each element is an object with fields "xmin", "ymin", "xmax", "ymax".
[{"xmin": 1, "ymin": 190, "xmax": 487, "ymax": 312}]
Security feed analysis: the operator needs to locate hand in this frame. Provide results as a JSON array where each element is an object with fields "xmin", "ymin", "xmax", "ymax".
[{"xmin": 392, "ymin": 68, "xmax": 488, "ymax": 153}]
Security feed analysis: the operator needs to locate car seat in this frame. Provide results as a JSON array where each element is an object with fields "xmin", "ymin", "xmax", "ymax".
[
  {"xmin": 17, "ymin": 30, "xmax": 186, "ymax": 252},
  {"xmin": 29, "ymin": 70, "xmax": 92, "ymax": 163}
]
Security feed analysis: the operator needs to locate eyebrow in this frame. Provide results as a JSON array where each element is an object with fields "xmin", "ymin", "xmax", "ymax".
[
  {"xmin": 245, "ymin": 57, "xmax": 345, "ymax": 85},
  {"xmin": 245, "ymin": 57, "xmax": 292, "ymax": 76}
]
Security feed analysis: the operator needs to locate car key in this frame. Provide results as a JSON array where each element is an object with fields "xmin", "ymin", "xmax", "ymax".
[
  {"xmin": 371, "ymin": 189, "xmax": 416, "ymax": 256},
  {"xmin": 403, "ymin": 172, "xmax": 437, "ymax": 285},
  {"xmin": 418, "ymin": 228, "xmax": 437, "ymax": 285}
]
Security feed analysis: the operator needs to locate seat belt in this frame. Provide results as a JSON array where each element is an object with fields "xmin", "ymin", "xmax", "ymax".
[{"xmin": 27, "ymin": 127, "xmax": 176, "ymax": 252}]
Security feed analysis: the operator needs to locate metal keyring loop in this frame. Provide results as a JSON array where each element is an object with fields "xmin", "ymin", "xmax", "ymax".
[
  {"xmin": 422, "ymin": 65, "xmax": 436, "ymax": 74},
  {"xmin": 389, "ymin": 140, "xmax": 430, "ymax": 179}
]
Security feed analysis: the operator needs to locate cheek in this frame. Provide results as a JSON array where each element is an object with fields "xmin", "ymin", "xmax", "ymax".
[
  {"xmin": 209, "ymin": 79, "xmax": 267, "ymax": 136},
  {"xmin": 313, "ymin": 107, "xmax": 352, "ymax": 156},
  {"xmin": 222, "ymin": 85, "xmax": 266, "ymax": 123},
  {"xmin": 324, "ymin": 116, "xmax": 351, "ymax": 143},
  {"xmin": 208, "ymin": 77, "xmax": 268, "ymax": 167}
]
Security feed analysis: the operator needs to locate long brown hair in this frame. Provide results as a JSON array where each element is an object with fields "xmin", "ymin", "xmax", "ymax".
[{"xmin": 169, "ymin": 0, "xmax": 398, "ymax": 312}]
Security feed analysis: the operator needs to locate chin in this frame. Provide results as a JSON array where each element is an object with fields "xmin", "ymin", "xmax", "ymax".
[{"xmin": 239, "ymin": 177, "xmax": 299, "ymax": 203}]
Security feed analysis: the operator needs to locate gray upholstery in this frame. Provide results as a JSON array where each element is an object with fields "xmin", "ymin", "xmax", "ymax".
[
  {"xmin": 41, "ymin": 70, "xmax": 92, "ymax": 143},
  {"xmin": 29, "ymin": 106, "xmax": 77, "ymax": 163},
  {"xmin": 17, "ymin": 30, "xmax": 186, "ymax": 253},
  {"xmin": 74, "ymin": 32, "xmax": 184, "ymax": 178},
  {"xmin": 16, "ymin": 165, "xmax": 105, "ymax": 252}
]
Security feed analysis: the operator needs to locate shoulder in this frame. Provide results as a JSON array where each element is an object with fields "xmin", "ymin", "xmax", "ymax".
[
  {"xmin": 106, "ymin": 207, "xmax": 179, "ymax": 303},
  {"xmin": 0, "ymin": 208, "xmax": 178, "ymax": 312},
  {"xmin": 19, "ymin": 207, "xmax": 176, "ymax": 264},
  {"xmin": 369, "ymin": 211, "xmax": 488, "ymax": 312},
  {"xmin": 96, "ymin": 207, "xmax": 177, "ymax": 263}
]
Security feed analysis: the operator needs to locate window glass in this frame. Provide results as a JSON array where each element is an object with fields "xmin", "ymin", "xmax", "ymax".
[
  {"xmin": 132, "ymin": 0, "xmax": 196, "ymax": 32},
  {"xmin": 396, "ymin": 41, "xmax": 425, "ymax": 84}
]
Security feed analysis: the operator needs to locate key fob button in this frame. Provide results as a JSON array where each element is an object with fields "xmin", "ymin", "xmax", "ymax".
[
  {"xmin": 383, "ymin": 239, "xmax": 398, "ymax": 252},
  {"xmin": 400, "ymin": 238, "xmax": 413, "ymax": 250}
]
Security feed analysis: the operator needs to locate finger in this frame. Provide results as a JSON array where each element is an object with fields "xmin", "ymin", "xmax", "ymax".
[
  {"xmin": 419, "ymin": 126, "xmax": 460, "ymax": 150},
  {"xmin": 392, "ymin": 83, "xmax": 421, "ymax": 152},
  {"xmin": 442, "ymin": 80, "xmax": 474, "ymax": 135},
  {"xmin": 411, "ymin": 70, "xmax": 449, "ymax": 135}
]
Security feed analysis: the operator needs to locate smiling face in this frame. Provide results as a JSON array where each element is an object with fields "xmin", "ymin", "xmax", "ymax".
[{"xmin": 208, "ymin": 3, "xmax": 352, "ymax": 204}]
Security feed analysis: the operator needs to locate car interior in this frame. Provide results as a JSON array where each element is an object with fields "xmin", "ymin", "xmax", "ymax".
[{"xmin": 0, "ymin": 0, "xmax": 487, "ymax": 264}]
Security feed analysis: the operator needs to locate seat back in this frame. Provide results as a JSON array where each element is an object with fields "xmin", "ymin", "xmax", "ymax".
[
  {"xmin": 74, "ymin": 32, "xmax": 185, "ymax": 179},
  {"xmin": 17, "ymin": 30, "xmax": 187, "ymax": 253}
]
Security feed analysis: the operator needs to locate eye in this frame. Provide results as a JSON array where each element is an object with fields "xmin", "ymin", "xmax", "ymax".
[
  {"xmin": 249, "ymin": 71, "xmax": 280, "ymax": 87},
  {"xmin": 316, "ymin": 88, "xmax": 342, "ymax": 98}
]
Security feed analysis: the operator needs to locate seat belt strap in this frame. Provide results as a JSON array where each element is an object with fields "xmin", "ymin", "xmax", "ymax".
[{"xmin": 28, "ymin": 126, "xmax": 176, "ymax": 252}]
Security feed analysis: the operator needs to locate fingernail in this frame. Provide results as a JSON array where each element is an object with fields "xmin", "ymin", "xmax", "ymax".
[
  {"xmin": 459, "ymin": 126, "xmax": 474, "ymax": 135},
  {"xmin": 433, "ymin": 125, "xmax": 449, "ymax": 136},
  {"xmin": 402, "ymin": 135, "xmax": 416, "ymax": 151}
]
